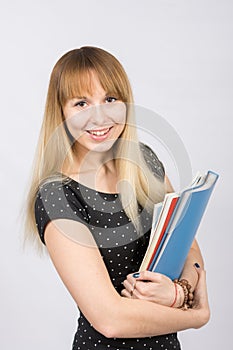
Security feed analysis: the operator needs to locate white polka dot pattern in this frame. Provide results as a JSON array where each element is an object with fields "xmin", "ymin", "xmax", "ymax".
[{"xmin": 34, "ymin": 143, "xmax": 180, "ymax": 349}]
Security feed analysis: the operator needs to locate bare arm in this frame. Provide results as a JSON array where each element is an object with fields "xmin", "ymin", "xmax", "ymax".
[
  {"xmin": 44, "ymin": 219, "xmax": 209, "ymax": 338},
  {"xmin": 180, "ymin": 239, "xmax": 204, "ymax": 291}
]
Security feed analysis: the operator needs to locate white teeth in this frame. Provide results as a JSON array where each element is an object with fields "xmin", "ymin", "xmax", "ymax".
[{"xmin": 88, "ymin": 128, "xmax": 110, "ymax": 136}]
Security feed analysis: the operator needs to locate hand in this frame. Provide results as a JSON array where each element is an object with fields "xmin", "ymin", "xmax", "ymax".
[
  {"xmin": 121, "ymin": 270, "xmax": 178, "ymax": 307},
  {"xmin": 191, "ymin": 265, "xmax": 210, "ymax": 327}
]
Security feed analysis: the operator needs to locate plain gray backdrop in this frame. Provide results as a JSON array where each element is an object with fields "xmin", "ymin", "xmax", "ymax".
[{"xmin": 0, "ymin": 0, "xmax": 232, "ymax": 349}]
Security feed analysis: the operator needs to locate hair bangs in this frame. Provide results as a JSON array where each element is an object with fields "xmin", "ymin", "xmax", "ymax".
[
  {"xmin": 59, "ymin": 67, "xmax": 96, "ymax": 105},
  {"xmin": 93, "ymin": 63, "xmax": 129, "ymax": 102},
  {"xmin": 58, "ymin": 49, "xmax": 130, "ymax": 106}
]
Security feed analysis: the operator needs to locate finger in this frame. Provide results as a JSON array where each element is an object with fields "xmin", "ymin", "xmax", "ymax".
[
  {"xmin": 126, "ymin": 273, "xmax": 139, "ymax": 287},
  {"xmin": 193, "ymin": 263, "xmax": 209, "ymax": 308},
  {"xmin": 138, "ymin": 270, "xmax": 159, "ymax": 281},
  {"xmin": 130, "ymin": 270, "xmax": 170, "ymax": 283},
  {"xmin": 132, "ymin": 287, "xmax": 152, "ymax": 301},
  {"xmin": 194, "ymin": 263, "xmax": 207, "ymax": 287},
  {"xmin": 134, "ymin": 281, "xmax": 153, "ymax": 296},
  {"xmin": 121, "ymin": 285, "xmax": 148, "ymax": 300},
  {"xmin": 122, "ymin": 279, "xmax": 135, "ymax": 293},
  {"xmin": 121, "ymin": 288, "xmax": 131, "ymax": 298},
  {"xmin": 126, "ymin": 272, "xmax": 150, "ymax": 286}
]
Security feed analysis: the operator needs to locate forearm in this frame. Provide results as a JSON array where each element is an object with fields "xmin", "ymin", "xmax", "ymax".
[
  {"xmin": 104, "ymin": 295, "xmax": 204, "ymax": 338},
  {"xmin": 180, "ymin": 240, "xmax": 204, "ymax": 291},
  {"xmin": 46, "ymin": 221, "xmax": 207, "ymax": 339}
]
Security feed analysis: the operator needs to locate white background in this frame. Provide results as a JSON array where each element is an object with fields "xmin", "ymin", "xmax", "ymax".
[{"xmin": 0, "ymin": 0, "xmax": 232, "ymax": 349}]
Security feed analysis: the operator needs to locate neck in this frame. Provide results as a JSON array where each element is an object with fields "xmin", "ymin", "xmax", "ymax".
[
  {"xmin": 62, "ymin": 142, "xmax": 117, "ymax": 189},
  {"xmin": 76, "ymin": 142, "xmax": 115, "ymax": 171}
]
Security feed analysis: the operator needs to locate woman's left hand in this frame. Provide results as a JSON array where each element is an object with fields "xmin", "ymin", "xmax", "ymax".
[{"xmin": 121, "ymin": 270, "xmax": 177, "ymax": 307}]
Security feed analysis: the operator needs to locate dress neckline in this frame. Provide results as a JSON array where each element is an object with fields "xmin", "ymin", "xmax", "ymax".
[{"xmin": 59, "ymin": 173, "xmax": 119, "ymax": 196}]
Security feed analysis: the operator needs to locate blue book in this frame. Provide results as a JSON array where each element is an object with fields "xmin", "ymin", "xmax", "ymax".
[{"xmin": 148, "ymin": 170, "xmax": 219, "ymax": 280}]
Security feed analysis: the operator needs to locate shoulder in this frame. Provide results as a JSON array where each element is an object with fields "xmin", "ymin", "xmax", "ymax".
[
  {"xmin": 36, "ymin": 180, "xmax": 65, "ymax": 198},
  {"xmin": 35, "ymin": 178, "xmax": 89, "ymax": 244},
  {"xmin": 35, "ymin": 180, "xmax": 74, "ymax": 210},
  {"xmin": 139, "ymin": 142, "xmax": 165, "ymax": 181},
  {"xmin": 35, "ymin": 178, "xmax": 88, "ymax": 215}
]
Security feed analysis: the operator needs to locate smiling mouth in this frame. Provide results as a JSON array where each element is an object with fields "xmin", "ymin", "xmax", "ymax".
[{"xmin": 86, "ymin": 127, "xmax": 113, "ymax": 136}]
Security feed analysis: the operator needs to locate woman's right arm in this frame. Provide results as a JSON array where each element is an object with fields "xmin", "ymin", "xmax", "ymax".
[{"xmin": 44, "ymin": 219, "xmax": 210, "ymax": 339}]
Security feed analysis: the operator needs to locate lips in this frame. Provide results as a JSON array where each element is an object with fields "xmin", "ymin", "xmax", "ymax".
[{"xmin": 86, "ymin": 127, "xmax": 113, "ymax": 136}]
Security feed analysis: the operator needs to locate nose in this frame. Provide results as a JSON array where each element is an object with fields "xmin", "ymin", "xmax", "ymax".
[{"xmin": 90, "ymin": 104, "xmax": 108, "ymax": 126}]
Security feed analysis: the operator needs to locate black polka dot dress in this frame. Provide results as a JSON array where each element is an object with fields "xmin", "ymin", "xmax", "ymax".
[{"xmin": 35, "ymin": 143, "xmax": 181, "ymax": 350}]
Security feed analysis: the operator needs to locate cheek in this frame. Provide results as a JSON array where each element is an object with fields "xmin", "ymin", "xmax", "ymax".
[
  {"xmin": 65, "ymin": 109, "xmax": 93, "ymax": 137},
  {"xmin": 103, "ymin": 102, "xmax": 127, "ymax": 126}
]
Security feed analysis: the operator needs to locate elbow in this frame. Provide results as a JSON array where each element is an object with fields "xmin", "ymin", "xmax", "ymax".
[
  {"xmin": 80, "ymin": 297, "xmax": 129, "ymax": 338},
  {"xmin": 195, "ymin": 309, "xmax": 211, "ymax": 330},
  {"xmin": 98, "ymin": 324, "xmax": 119, "ymax": 339},
  {"xmin": 90, "ymin": 306, "xmax": 125, "ymax": 338},
  {"xmin": 93, "ymin": 318, "xmax": 122, "ymax": 339}
]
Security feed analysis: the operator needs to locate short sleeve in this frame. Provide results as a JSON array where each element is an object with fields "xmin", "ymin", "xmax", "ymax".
[
  {"xmin": 35, "ymin": 181, "xmax": 89, "ymax": 244},
  {"xmin": 140, "ymin": 142, "xmax": 165, "ymax": 181}
]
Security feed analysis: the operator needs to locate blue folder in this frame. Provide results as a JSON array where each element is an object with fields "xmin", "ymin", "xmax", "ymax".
[{"xmin": 149, "ymin": 170, "xmax": 219, "ymax": 280}]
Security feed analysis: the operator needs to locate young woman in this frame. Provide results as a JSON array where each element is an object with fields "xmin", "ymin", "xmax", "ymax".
[{"xmin": 25, "ymin": 46, "xmax": 210, "ymax": 350}]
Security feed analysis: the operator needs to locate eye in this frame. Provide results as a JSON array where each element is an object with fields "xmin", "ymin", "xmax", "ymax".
[
  {"xmin": 74, "ymin": 100, "xmax": 88, "ymax": 108},
  {"xmin": 105, "ymin": 96, "xmax": 117, "ymax": 103}
]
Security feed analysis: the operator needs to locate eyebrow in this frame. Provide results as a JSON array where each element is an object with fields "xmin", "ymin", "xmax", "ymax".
[{"xmin": 72, "ymin": 93, "xmax": 113, "ymax": 100}]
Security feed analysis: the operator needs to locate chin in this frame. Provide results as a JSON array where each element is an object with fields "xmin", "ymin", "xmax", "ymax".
[{"xmin": 76, "ymin": 138, "xmax": 118, "ymax": 155}]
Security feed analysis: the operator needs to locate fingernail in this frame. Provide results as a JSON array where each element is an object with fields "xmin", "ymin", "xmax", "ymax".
[
  {"xmin": 133, "ymin": 272, "xmax": 140, "ymax": 278},
  {"xmin": 194, "ymin": 263, "xmax": 200, "ymax": 268}
]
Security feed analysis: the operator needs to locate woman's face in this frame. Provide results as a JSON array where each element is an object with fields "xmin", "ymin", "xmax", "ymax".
[{"xmin": 63, "ymin": 73, "xmax": 127, "ymax": 154}]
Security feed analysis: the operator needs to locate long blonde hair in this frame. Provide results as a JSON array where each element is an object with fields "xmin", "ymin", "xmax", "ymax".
[{"xmin": 24, "ymin": 46, "xmax": 165, "ymax": 249}]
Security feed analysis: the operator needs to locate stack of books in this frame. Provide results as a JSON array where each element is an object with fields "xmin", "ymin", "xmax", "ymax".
[{"xmin": 139, "ymin": 170, "xmax": 219, "ymax": 280}]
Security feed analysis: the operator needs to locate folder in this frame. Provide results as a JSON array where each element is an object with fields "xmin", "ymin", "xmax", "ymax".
[{"xmin": 139, "ymin": 170, "xmax": 219, "ymax": 280}]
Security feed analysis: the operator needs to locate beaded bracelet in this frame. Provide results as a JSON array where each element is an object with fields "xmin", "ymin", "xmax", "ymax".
[{"xmin": 173, "ymin": 278, "xmax": 194, "ymax": 310}]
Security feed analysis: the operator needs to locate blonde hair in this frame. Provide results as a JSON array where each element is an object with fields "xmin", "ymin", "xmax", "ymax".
[{"xmin": 24, "ymin": 46, "xmax": 165, "ymax": 249}]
